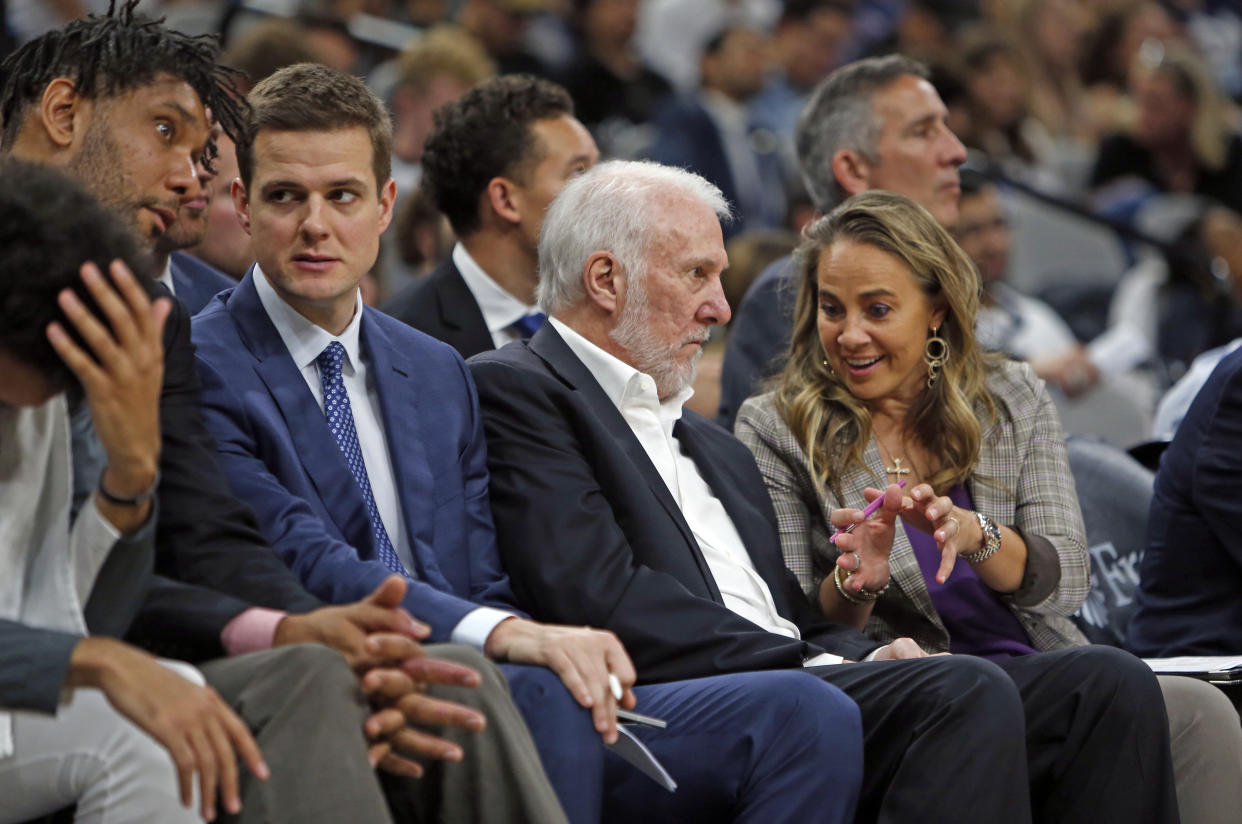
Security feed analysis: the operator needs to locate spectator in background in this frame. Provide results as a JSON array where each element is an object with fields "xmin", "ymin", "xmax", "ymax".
[
  {"xmin": 560, "ymin": 0, "xmax": 671, "ymax": 157},
  {"xmin": 458, "ymin": 0, "xmax": 553, "ymax": 76},
  {"xmin": 389, "ymin": 26, "xmax": 496, "ymax": 199},
  {"xmin": 183, "ymin": 133, "xmax": 255, "ymax": 282},
  {"xmin": 219, "ymin": 16, "xmax": 328, "ymax": 88},
  {"xmin": 636, "ymin": 0, "xmax": 778, "ymax": 95},
  {"xmin": 647, "ymin": 26, "xmax": 786, "ymax": 237},
  {"xmin": 1091, "ymin": 43, "xmax": 1242, "ymax": 215},
  {"xmin": 749, "ymin": 0, "xmax": 853, "ymax": 171}
]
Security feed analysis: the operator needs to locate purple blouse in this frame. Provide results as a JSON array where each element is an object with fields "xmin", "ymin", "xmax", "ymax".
[{"xmin": 903, "ymin": 484, "xmax": 1038, "ymax": 660}]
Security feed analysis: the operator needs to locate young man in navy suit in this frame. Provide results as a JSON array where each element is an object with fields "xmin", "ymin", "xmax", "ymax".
[{"xmin": 193, "ymin": 61, "xmax": 868, "ymax": 824}]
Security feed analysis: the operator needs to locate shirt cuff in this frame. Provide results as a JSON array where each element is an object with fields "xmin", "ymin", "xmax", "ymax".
[
  {"xmin": 221, "ymin": 608, "xmax": 287, "ymax": 656},
  {"xmin": 451, "ymin": 607, "xmax": 518, "ymax": 650},
  {"xmin": 803, "ymin": 651, "xmax": 845, "ymax": 667}
]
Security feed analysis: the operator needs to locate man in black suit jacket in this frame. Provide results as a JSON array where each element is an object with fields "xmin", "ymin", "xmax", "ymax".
[
  {"xmin": 469, "ymin": 159, "xmax": 1180, "ymax": 824},
  {"xmin": 383, "ymin": 75, "xmax": 597, "ymax": 358},
  {"xmin": 0, "ymin": 7, "xmax": 567, "ymax": 821}
]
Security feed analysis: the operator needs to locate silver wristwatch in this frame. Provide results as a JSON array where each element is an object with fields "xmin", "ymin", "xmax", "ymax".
[{"xmin": 961, "ymin": 511, "xmax": 1001, "ymax": 563}]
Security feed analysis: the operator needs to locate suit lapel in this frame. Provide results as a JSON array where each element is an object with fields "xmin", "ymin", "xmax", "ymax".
[
  {"xmin": 361, "ymin": 313, "xmax": 452, "ymax": 589},
  {"xmin": 434, "ymin": 262, "xmax": 495, "ymax": 358},
  {"xmin": 228, "ymin": 272, "xmax": 376, "ymax": 558},
  {"xmin": 676, "ymin": 416, "xmax": 798, "ymax": 617},
  {"xmin": 528, "ymin": 327, "xmax": 722, "ymax": 599}
]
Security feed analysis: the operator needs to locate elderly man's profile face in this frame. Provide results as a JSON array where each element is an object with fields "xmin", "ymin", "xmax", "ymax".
[
  {"xmin": 64, "ymin": 75, "xmax": 213, "ymax": 246},
  {"xmin": 862, "ymin": 74, "xmax": 967, "ymax": 228},
  {"xmin": 610, "ymin": 193, "xmax": 730, "ymax": 399}
]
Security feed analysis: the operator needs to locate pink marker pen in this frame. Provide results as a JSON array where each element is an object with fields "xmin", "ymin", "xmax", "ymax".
[{"xmin": 829, "ymin": 479, "xmax": 906, "ymax": 545}]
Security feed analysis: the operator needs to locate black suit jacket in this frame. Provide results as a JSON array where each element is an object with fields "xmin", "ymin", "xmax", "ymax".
[
  {"xmin": 468, "ymin": 325, "xmax": 879, "ymax": 685},
  {"xmin": 382, "ymin": 258, "xmax": 494, "ymax": 359},
  {"xmin": 124, "ymin": 297, "xmax": 321, "ymax": 660},
  {"xmin": 1129, "ymin": 345, "xmax": 1242, "ymax": 655}
]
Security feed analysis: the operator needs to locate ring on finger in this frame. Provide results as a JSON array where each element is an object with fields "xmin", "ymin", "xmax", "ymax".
[
  {"xmin": 847, "ymin": 550, "xmax": 861, "ymax": 572},
  {"xmin": 945, "ymin": 515, "xmax": 960, "ymax": 534}
]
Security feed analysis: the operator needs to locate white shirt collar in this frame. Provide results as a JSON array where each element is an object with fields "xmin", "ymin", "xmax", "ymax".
[
  {"xmin": 548, "ymin": 317, "xmax": 693, "ymax": 431},
  {"xmin": 157, "ymin": 257, "xmax": 175, "ymax": 297},
  {"xmin": 252, "ymin": 263, "xmax": 365, "ymax": 374},
  {"xmin": 453, "ymin": 243, "xmax": 538, "ymax": 336}
]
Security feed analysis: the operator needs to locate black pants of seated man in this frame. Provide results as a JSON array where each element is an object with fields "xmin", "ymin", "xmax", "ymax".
[{"xmin": 806, "ymin": 645, "xmax": 1178, "ymax": 824}]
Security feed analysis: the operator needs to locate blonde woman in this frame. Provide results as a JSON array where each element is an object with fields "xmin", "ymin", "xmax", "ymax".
[{"xmin": 736, "ymin": 189, "xmax": 1242, "ymax": 824}]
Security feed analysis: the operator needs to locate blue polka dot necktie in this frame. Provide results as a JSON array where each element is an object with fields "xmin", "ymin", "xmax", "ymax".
[
  {"xmin": 315, "ymin": 341, "xmax": 409, "ymax": 578},
  {"xmin": 509, "ymin": 312, "xmax": 546, "ymax": 339}
]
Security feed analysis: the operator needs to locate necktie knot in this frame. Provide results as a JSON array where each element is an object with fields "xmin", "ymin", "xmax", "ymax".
[
  {"xmin": 316, "ymin": 341, "xmax": 346, "ymax": 379},
  {"xmin": 509, "ymin": 312, "xmax": 546, "ymax": 339}
]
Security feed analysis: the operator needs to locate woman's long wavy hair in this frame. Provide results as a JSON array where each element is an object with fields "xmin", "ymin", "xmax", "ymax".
[{"xmin": 773, "ymin": 190, "xmax": 999, "ymax": 499}]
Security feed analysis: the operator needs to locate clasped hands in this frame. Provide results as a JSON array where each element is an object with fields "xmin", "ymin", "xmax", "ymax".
[{"xmin": 274, "ymin": 575, "xmax": 487, "ymax": 778}]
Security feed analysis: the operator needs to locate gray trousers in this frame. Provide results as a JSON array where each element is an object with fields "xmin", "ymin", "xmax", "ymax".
[
  {"xmin": 207, "ymin": 643, "xmax": 566, "ymax": 824},
  {"xmin": 1158, "ymin": 674, "xmax": 1242, "ymax": 824}
]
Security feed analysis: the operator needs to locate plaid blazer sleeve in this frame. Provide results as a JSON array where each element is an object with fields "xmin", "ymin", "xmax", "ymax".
[{"xmin": 981, "ymin": 361, "xmax": 1091, "ymax": 638}]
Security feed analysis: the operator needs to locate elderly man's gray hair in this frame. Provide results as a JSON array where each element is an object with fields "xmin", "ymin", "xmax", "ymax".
[
  {"xmin": 795, "ymin": 54, "xmax": 929, "ymax": 214},
  {"xmin": 536, "ymin": 160, "xmax": 731, "ymax": 315}
]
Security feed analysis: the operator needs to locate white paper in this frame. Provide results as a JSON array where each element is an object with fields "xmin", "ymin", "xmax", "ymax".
[
  {"xmin": 1143, "ymin": 655, "xmax": 1242, "ymax": 674},
  {"xmin": 607, "ymin": 726, "xmax": 678, "ymax": 792}
]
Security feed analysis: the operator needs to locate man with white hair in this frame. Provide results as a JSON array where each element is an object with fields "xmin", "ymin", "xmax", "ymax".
[{"xmin": 469, "ymin": 159, "xmax": 1180, "ymax": 824}]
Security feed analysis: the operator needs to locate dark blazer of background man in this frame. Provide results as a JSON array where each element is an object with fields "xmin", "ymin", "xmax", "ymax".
[{"xmin": 383, "ymin": 75, "xmax": 598, "ymax": 358}]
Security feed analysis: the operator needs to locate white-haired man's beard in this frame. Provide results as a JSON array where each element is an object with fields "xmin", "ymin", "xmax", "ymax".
[{"xmin": 609, "ymin": 273, "xmax": 710, "ymax": 400}]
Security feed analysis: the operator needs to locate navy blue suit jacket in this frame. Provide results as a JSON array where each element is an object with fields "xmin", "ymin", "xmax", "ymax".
[
  {"xmin": 469, "ymin": 325, "xmax": 880, "ymax": 685},
  {"xmin": 1129, "ymin": 346, "xmax": 1242, "ymax": 655},
  {"xmin": 170, "ymin": 251, "xmax": 236, "ymax": 316},
  {"xmin": 191, "ymin": 271, "xmax": 521, "ymax": 641}
]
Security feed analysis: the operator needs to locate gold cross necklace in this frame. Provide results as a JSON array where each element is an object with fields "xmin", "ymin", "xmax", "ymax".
[{"xmin": 875, "ymin": 437, "xmax": 912, "ymax": 480}]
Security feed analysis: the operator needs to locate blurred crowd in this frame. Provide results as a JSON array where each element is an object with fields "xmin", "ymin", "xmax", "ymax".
[{"xmin": 5, "ymin": 0, "xmax": 1241, "ymax": 444}]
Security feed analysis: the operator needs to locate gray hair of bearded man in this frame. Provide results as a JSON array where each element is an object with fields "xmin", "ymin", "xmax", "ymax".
[{"xmin": 535, "ymin": 159, "xmax": 731, "ymax": 316}]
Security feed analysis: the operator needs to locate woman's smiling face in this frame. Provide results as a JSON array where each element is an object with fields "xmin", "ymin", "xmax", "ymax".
[{"xmin": 816, "ymin": 239, "xmax": 945, "ymax": 406}]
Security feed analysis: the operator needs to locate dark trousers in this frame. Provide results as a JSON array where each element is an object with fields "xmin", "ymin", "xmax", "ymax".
[
  {"xmin": 810, "ymin": 645, "xmax": 1179, "ymax": 824},
  {"xmin": 506, "ymin": 665, "xmax": 864, "ymax": 824}
]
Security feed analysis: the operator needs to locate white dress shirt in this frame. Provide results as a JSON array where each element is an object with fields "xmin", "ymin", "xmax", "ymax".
[
  {"xmin": 453, "ymin": 243, "xmax": 540, "ymax": 349},
  {"xmin": 550, "ymin": 318, "xmax": 842, "ymax": 667},
  {"xmin": 253, "ymin": 266, "xmax": 512, "ymax": 647}
]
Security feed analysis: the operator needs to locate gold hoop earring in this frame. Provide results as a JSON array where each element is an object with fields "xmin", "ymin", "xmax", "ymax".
[{"xmin": 924, "ymin": 328, "xmax": 949, "ymax": 388}]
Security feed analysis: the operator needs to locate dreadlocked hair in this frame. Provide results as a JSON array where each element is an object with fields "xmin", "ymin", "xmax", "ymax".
[{"xmin": 0, "ymin": 0, "xmax": 246, "ymax": 172}]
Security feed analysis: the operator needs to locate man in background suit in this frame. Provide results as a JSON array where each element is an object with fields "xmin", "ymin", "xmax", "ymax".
[
  {"xmin": 194, "ymin": 61, "xmax": 867, "ymax": 824},
  {"xmin": 383, "ymin": 75, "xmax": 597, "ymax": 358},
  {"xmin": 0, "ymin": 8, "xmax": 561, "ymax": 821},
  {"xmin": 468, "ymin": 159, "xmax": 1181, "ymax": 824}
]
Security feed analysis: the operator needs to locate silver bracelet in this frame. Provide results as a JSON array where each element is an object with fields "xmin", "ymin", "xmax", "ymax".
[{"xmin": 961, "ymin": 511, "xmax": 1001, "ymax": 563}]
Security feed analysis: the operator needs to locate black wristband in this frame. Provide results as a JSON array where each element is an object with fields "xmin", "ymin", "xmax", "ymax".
[{"xmin": 97, "ymin": 467, "xmax": 160, "ymax": 506}]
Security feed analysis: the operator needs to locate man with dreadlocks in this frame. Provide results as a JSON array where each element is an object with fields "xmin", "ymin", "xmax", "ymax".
[{"xmin": 1, "ymin": 5, "xmax": 570, "ymax": 823}]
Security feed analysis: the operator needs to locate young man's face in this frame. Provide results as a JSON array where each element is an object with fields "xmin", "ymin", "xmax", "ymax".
[
  {"xmin": 234, "ymin": 125, "xmax": 395, "ymax": 333},
  {"xmin": 510, "ymin": 115, "xmax": 598, "ymax": 254},
  {"xmin": 65, "ymin": 75, "xmax": 212, "ymax": 246},
  {"xmin": 860, "ymin": 74, "xmax": 967, "ymax": 228}
]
